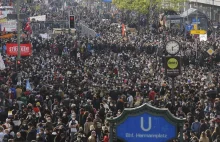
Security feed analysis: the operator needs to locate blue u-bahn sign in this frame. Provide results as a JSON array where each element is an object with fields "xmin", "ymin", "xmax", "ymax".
[
  {"xmin": 192, "ymin": 18, "xmax": 200, "ymax": 24},
  {"xmin": 117, "ymin": 113, "xmax": 176, "ymax": 142},
  {"xmin": 108, "ymin": 103, "xmax": 185, "ymax": 142},
  {"xmin": 185, "ymin": 25, "xmax": 193, "ymax": 31}
]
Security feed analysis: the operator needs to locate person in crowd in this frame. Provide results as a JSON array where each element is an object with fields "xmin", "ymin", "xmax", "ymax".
[
  {"xmin": 0, "ymin": 126, "xmax": 4, "ymax": 142},
  {"xmin": 69, "ymin": 114, "xmax": 78, "ymax": 142},
  {"xmin": 26, "ymin": 123, "xmax": 36, "ymax": 142},
  {"xmin": 3, "ymin": 129, "xmax": 12, "ymax": 142},
  {"xmin": 212, "ymin": 126, "xmax": 220, "ymax": 141},
  {"xmin": 87, "ymin": 131, "xmax": 96, "ymax": 142},
  {"xmin": 200, "ymin": 119, "xmax": 209, "ymax": 135},
  {"xmin": 199, "ymin": 131, "xmax": 210, "ymax": 142},
  {"xmin": 44, "ymin": 128, "xmax": 53, "ymax": 142},
  {"xmin": 14, "ymin": 132, "xmax": 25, "ymax": 142},
  {"xmin": 192, "ymin": 118, "xmax": 201, "ymax": 135},
  {"xmin": 84, "ymin": 117, "xmax": 94, "ymax": 137},
  {"xmin": 206, "ymin": 129, "xmax": 213, "ymax": 142}
]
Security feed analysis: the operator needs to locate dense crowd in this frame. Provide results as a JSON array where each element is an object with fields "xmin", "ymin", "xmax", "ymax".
[{"xmin": 0, "ymin": 0, "xmax": 220, "ymax": 142}]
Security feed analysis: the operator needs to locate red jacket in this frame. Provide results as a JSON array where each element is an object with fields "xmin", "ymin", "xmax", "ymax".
[{"xmin": 149, "ymin": 90, "xmax": 156, "ymax": 101}]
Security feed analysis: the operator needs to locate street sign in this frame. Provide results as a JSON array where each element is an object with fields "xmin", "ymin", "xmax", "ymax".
[
  {"xmin": 185, "ymin": 25, "xmax": 193, "ymax": 31},
  {"xmin": 170, "ymin": 19, "xmax": 180, "ymax": 24},
  {"xmin": 190, "ymin": 30, "xmax": 206, "ymax": 35},
  {"xmin": 165, "ymin": 56, "xmax": 181, "ymax": 77},
  {"xmin": 193, "ymin": 24, "xmax": 198, "ymax": 30},
  {"xmin": 102, "ymin": 0, "xmax": 112, "ymax": 2},
  {"xmin": 213, "ymin": 22, "xmax": 218, "ymax": 29},
  {"xmin": 200, "ymin": 34, "xmax": 207, "ymax": 41},
  {"xmin": 192, "ymin": 18, "xmax": 200, "ymax": 24},
  {"xmin": 207, "ymin": 48, "xmax": 214, "ymax": 56},
  {"xmin": 107, "ymin": 103, "xmax": 185, "ymax": 142}
]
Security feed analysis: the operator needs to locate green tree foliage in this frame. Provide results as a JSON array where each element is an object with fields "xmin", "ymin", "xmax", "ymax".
[{"xmin": 113, "ymin": 0, "xmax": 187, "ymax": 14}]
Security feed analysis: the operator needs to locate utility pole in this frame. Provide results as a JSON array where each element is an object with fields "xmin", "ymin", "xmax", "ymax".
[
  {"xmin": 100, "ymin": 0, "xmax": 103, "ymax": 18},
  {"xmin": 186, "ymin": 0, "xmax": 189, "ymax": 22},
  {"xmin": 212, "ymin": 0, "xmax": 214, "ymax": 20},
  {"xmin": 16, "ymin": 0, "xmax": 21, "ymax": 61},
  {"xmin": 16, "ymin": 0, "xmax": 21, "ymax": 85},
  {"xmin": 195, "ymin": 0, "xmax": 198, "ymax": 67}
]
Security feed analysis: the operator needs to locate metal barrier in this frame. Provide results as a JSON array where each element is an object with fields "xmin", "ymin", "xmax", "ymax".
[{"xmin": 79, "ymin": 21, "xmax": 97, "ymax": 38}]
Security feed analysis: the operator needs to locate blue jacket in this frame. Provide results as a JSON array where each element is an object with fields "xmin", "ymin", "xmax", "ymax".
[{"xmin": 191, "ymin": 121, "xmax": 201, "ymax": 132}]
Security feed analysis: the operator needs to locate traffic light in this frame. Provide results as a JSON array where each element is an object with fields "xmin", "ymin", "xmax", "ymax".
[{"xmin": 69, "ymin": 15, "xmax": 75, "ymax": 29}]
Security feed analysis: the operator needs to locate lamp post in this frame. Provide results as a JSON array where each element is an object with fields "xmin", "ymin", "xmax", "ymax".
[
  {"xmin": 16, "ymin": 0, "xmax": 22, "ymax": 85},
  {"xmin": 16, "ymin": 0, "xmax": 21, "ymax": 62},
  {"xmin": 149, "ymin": 0, "xmax": 152, "ymax": 32},
  {"xmin": 212, "ymin": 0, "xmax": 214, "ymax": 20}
]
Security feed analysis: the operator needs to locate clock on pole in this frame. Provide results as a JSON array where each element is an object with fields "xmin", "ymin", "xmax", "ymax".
[{"xmin": 165, "ymin": 40, "xmax": 180, "ymax": 55}]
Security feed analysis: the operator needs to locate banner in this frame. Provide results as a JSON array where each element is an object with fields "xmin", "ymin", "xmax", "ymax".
[
  {"xmin": 1, "ymin": 20, "xmax": 17, "ymax": 32},
  {"xmin": 29, "ymin": 15, "xmax": 46, "ymax": 21},
  {"xmin": 6, "ymin": 43, "xmax": 32, "ymax": 56}
]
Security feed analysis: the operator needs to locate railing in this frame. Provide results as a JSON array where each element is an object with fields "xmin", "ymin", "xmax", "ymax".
[{"xmin": 79, "ymin": 20, "xmax": 97, "ymax": 38}]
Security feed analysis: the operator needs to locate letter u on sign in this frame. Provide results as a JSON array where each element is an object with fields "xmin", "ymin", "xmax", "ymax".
[{"xmin": 140, "ymin": 117, "xmax": 152, "ymax": 132}]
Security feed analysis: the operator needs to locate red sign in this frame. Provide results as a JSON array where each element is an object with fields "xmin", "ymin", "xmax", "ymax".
[{"xmin": 6, "ymin": 43, "xmax": 32, "ymax": 56}]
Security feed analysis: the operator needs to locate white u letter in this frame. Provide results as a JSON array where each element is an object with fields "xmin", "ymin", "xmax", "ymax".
[{"xmin": 140, "ymin": 117, "xmax": 152, "ymax": 132}]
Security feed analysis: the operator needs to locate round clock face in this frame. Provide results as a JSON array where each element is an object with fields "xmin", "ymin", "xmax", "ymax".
[{"xmin": 165, "ymin": 40, "xmax": 180, "ymax": 55}]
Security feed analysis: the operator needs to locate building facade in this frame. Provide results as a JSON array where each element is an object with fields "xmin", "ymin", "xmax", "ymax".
[
  {"xmin": 162, "ymin": 0, "xmax": 220, "ymax": 22},
  {"xmin": 185, "ymin": 0, "xmax": 220, "ymax": 22}
]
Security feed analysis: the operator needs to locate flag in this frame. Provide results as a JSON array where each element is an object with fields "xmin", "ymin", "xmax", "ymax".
[
  {"xmin": 122, "ymin": 24, "xmax": 126, "ymax": 37},
  {"xmin": 26, "ymin": 80, "xmax": 32, "ymax": 91},
  {"xmin": 0, "ymin": 54, "xmax": 5, "ymax": 70}
]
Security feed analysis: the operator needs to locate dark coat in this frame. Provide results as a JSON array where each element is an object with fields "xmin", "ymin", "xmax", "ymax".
[
  {"xmin": 26, "ymin": 128, "xmax": 37, "ymax": 141},
  {"xmin": 14, "ymin": 136, "xmax": 25, "ymax": 142}
]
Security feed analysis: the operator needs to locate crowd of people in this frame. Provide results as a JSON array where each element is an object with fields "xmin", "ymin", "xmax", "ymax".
[{"xmin": 0, "ymin": 0, "xmax": 220, "ymax": 142}]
